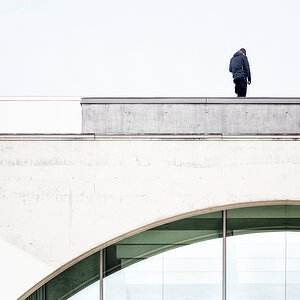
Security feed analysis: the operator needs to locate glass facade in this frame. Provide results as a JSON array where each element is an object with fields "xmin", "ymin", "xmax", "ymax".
[
  {"xmin": 226, "ymin": 205, "xmax": 300, "ymax": 300},
  {"xmin": 25, "ymin": 205, "xmax": 300, "ymax": 300},
  {"xmin": 104, "ymin": 239, "xmax": 222, "ymax": 300},
  {"xmin": 68, "ymin": 281, "xmax": 100, "ymax": 300},
  {"xmin": 103, "ymin": 211, "xmax": 223, "ymax": 300},
  {"xmin": 30, "ymin": 251, "xmax": 100, "ymax": 300},
  {"xmin": 286, "ymin": 232, "xmax": 300, "ymax": 300},
  {"xmin": 227, "ymin": 232, "xmax": 286, "ymax": 300}
]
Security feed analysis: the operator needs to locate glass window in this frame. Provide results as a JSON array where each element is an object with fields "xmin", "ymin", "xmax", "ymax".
[
  {"xmin": 68, "ymin": 281, "xmax": 100, "ymax": 300},
  {"xmin": 103, "ymin": 211, "xmax": 223, "ymax": 300},
  {"xmin": 286, "ymin": 232, "xmax": 300, "ymax": 300},
  {"xmin": 25, "ymin": 286, "xmax": 45, "ymax": 300},
  {"xmin": 226, "ymin": 205, "xmax": 300, "ymax": 300},
  {"xmin": 104, "ymin": 211, "xmax": 223, "ymax": 277},
  {"xmin": 104, "ymin": 254, "xmax": 163, "ymax": 300},
  {"xmin": 45, "ymin": 251, "xmax": 100, "ymax": 300},
  {"xmin": 227, "ymin": 205, "xmax": 300, "ymax": 236},
  {"xmin": 25, "ymin": 205, "xmax": 300, "ymax": 300},
  {"xmin": 227, "ymin": 232, "xmax": 285, "ymax": 300},
  {"xmin": 163, "ymin": 238, "xmax": 222, "ymax": 300},
  {"xmin": 104, "ymin": 239, "xmax": 222, "ymax": 300}
]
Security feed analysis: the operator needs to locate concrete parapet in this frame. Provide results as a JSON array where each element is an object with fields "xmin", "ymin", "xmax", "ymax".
[{"xmin": 81, "ymin": 97, "xmax": 300, "ymax": 135}]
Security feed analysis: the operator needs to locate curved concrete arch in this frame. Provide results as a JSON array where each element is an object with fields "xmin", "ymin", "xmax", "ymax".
[
  {"xmin": 18, "ymin": 200, "xmax": 300, "ymax": 300},
  {"xmin": 1, "ymin": 137, "xmax": 300, "ymax": 299}
]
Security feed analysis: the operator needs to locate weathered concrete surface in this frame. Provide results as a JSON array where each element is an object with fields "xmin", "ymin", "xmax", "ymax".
[
  {"xmin": 1, "ymin": 136, "xmax": 300, "ymax": 299},
  {"xmin": 81, "ymin": 98, "xmax": 300, "ymax": 134}
]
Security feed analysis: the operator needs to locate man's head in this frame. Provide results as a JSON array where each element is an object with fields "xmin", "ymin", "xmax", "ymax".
[{"xmin": 240, "ymin": 48, "xmax": 246, "ymax": 55}]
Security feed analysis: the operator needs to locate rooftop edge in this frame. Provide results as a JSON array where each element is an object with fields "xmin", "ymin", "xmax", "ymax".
[
  {"xmin": 81, "ymin": 97, "xmax": 300, "ymax": 104},
  {"xmin": 1, "ymin": 134, "xmax": 300, "ymax": 141}
]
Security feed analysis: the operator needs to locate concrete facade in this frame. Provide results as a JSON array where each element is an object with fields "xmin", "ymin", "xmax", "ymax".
[
  {"xmin": 1, "ymin": 135, "xmax": 300, "ymax": 299},
  {"xmin": 82, "ymin": 98, "xmax": 300, "ymax": 135},
  {"xmin": 1, "ymin": 97, "xmax": 300, "ymax": 299}
]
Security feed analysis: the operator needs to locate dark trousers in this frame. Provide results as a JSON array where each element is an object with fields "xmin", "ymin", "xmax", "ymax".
[{"xmin": 234, "ymin": 77, "xmax": 247, "ymax": 97}]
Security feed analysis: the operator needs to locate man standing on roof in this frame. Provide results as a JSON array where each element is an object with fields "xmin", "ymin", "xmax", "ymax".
[{"xmin": 229, "ymin": 48, "xmax": 251, "ymax": 97}]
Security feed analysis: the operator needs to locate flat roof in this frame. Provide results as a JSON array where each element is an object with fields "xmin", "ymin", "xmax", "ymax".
[
  {"xmin": 1, "ymin": 134, "xmax": 300, "ymax": 141},
  {"xmin": 81, "ymin": 97, "xmax": 300, "ymax": 104}
]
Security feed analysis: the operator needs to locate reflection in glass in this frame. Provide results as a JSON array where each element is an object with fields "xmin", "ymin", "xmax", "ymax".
[
  {"xmin": 45, "ymin": 251, "xmax": 100, "ymax": 300},
  {"xmin": 287, "ymin": 232, "xmax": 300, "ymax": 300},
  {"xmin": 104, "ymin": 254, "xmax": 163, "ymax": 300},
  {"xmin": 164, "ymin": 238, "xmax": 222, "ymax": 300},
  {"xmin": 103, "ymin": 211, "xmax": 222, "ymax": 300},
  {"xmin": 226, "ymin": 205, "xmax": 300, "ymax": 300},
  {"xmin": 226, "ymin": 205, "xmax": 300, "ymax": 236},
  {"xmin": 104, "ymin": 212, "xmax": 223, "ymax": 278},
  {"xmin": 104, "ymin": 239, "xmax": 222, "ymax": 300},
  {"xmin": 68, "ymin": 281, "xmax": 100, "ymax": 300},
  {"xmin": 227, "ymin": 232, "xmax": 285, "ymax": 300},
  {"xmin": 25, "ymin": 286, "xmax": 45, "ymax": 300}
]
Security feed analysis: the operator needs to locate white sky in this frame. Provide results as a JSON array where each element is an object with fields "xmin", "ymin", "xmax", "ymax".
[
  {"xmin": 0, "ymin": 0, "xmax": 300, "ymax": 133},
  {"xmin": 1, "ymin": 0, "xmax": 300, "ymax": 98}
]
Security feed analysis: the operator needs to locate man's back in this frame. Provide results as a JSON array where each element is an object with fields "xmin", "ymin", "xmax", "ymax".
[{"xmin": 229, "ymin": 50, "xmax": 251, "ymax": 83}]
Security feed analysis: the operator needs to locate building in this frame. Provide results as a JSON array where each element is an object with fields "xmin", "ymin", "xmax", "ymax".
[{"xmin": 1, "ymin": 97, "xmax": 300, "ymax": 300}]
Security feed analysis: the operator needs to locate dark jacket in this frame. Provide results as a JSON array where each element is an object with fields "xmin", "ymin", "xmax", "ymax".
[{"xmin": 229, "ymin": 51, "xmax": 251, "ymax": 83}]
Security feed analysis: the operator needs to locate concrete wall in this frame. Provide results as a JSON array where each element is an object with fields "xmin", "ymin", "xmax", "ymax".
[
  {"xmin": 1, "ymin": 135, "xmax": 300, "ymax": 299},
  {"xmin": 81, "ymin": 98, "xmax": 300, "ymax": 134}
]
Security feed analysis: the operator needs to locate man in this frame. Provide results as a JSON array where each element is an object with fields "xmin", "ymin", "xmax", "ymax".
[{"xmin": 229, "ymin": 48, "xmax": 251, "ymax": 97}]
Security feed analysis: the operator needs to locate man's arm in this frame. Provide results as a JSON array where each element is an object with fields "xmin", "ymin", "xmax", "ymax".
[{"xmin": 243, "ymin": 56, "xmax": 251, "ymax": 83}]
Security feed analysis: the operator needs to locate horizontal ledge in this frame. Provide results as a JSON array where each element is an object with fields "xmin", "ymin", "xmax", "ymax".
[
  {"xmin": 1, "ymin": 134, "xmax": 300, "ymax": 141},
  {"xmin": 81, "ymin": 97, "xmax": 300, "ymax": 104},
  {"xmin": 0, "ymin": 134, "xmax": 95, "ymax": 141}
]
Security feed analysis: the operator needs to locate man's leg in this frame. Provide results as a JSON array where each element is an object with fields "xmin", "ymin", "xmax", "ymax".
[
  {"xmin": 235, "ymin": 77, "xmax": 247, "ymax": 97},
  {"xmin": 239, "ymin": 77, "xmax": 247, "ymax": 97},
  {"xmin": 234, "ymin": 78, "xmax": 240, "ymax": 96}
]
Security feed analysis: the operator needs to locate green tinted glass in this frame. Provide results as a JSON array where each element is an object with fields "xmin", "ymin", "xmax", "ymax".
[
  {"xmin": 226, "ymin": 205, "xmax": 300, "ymax": 236},
  {"xmin": 25, "ymin": 286, "xmax": 46, "ymax": 300},
  {"xmin": 104, "ymin": 211, "xmax": 223, "ymax": 277},
  {"xmin": 45, "ymin": 251, "xmax": 100, "ymax": 300}
]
